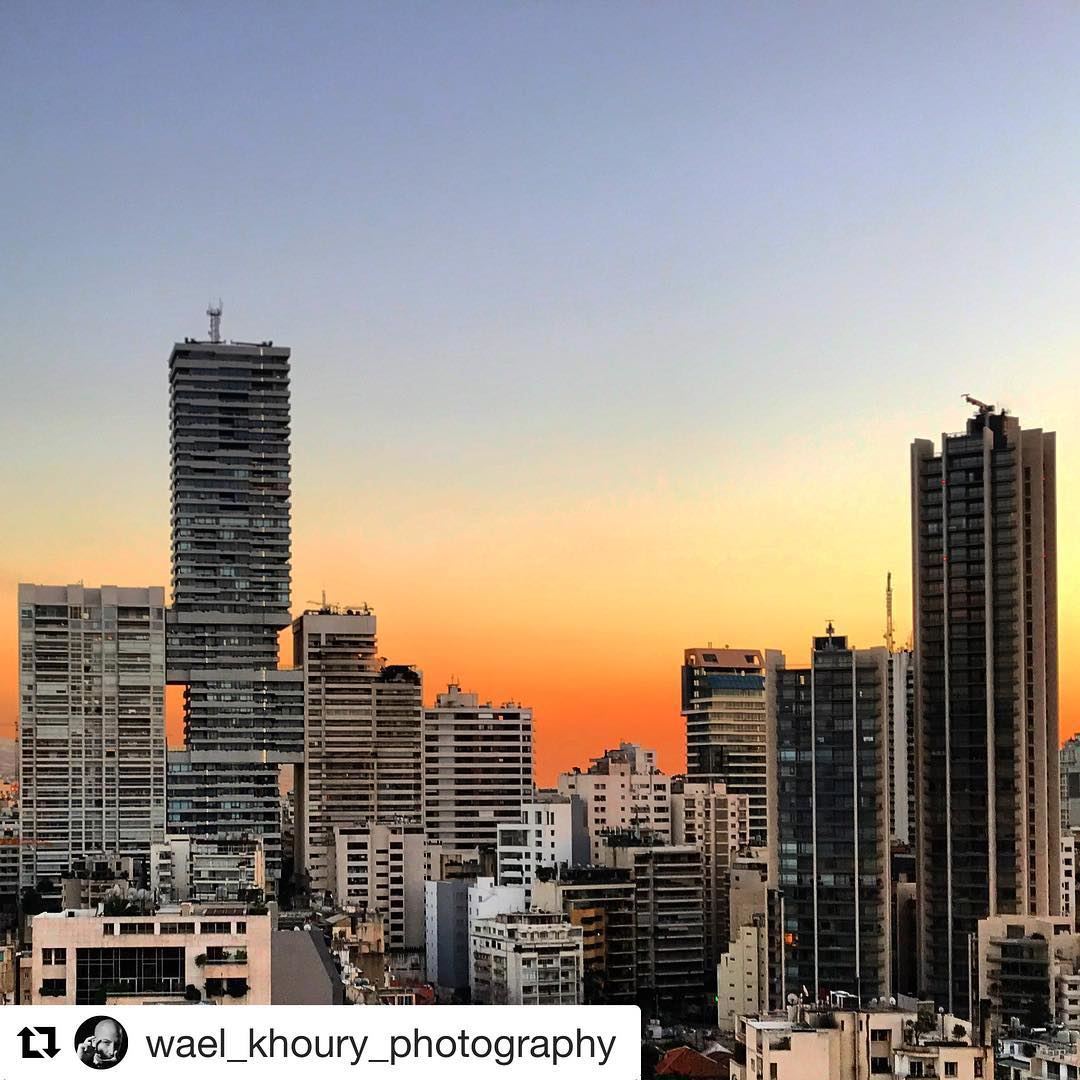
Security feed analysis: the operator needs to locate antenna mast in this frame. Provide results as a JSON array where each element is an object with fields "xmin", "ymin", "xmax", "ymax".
[
  {"xmin": 885, "ymin": 571, "xmax": 895, "ymax": 653},
  {"xmin": 207, "ymin": 299, "xmax": 223, "ymax": 344}
]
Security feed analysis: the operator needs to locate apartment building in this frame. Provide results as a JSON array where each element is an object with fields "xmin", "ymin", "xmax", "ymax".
[
  {"xmin": 682, "ymin": 648, "xmax": 770, "ymax": 845},
  {"xmin": 469, "ymin": 912, "xmax": 583, "ymax": 1005},
  {"xmin": 333, "ymin": 820, "xmax": 425, "ymax": 951},
  {"xmin": 293, "ymin": 606, "xmax": 424, "ymax": 892},
  {"xmin": 912, "ymin": 405, "xmax": 1060, "ymax": 1016},
  {"xmin": 558, "ymin": 743, "xmax": 671, "ymax": 863},
  {"xmin": 423, "ymin": 684, "xmax": 533, "ymax": 851},
  {"xmin": 671, "ymin": 779, "xmax": 751, "ymax": 967},
  {"xmin": 18, "ymin": 584, "xmax": 167, "ymax": 886},
  {"xmin": 496, "ymin": 796, "xmax": 588, "ymax": 905}
]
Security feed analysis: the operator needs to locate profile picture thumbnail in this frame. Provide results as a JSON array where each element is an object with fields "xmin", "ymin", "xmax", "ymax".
[{"xmin": 74, "ymin": 1016, "xmax": 128, "ymax": 1070}]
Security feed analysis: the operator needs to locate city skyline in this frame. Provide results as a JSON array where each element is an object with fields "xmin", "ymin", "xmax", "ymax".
[{"xmin": 4, "ymin": 4, "xmax": 1080, "ymax": 785}]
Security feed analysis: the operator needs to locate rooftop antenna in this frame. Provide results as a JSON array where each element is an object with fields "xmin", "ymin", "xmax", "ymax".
[
  {"xmin": 825, "ymin": 620, "xmax": 835, "ymax": 638},
  {"xmin": 207, "ymin": 299, "xmax": 223, "ymax": 344},
  {"xmin": 885, "ymin": 572, "xmax": 895, "ymax": 653}
]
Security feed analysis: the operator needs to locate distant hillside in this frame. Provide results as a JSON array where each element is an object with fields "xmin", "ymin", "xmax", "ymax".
[{"xmin": 0, "ymin": 739, "xmax": 15, "ymax": 782}]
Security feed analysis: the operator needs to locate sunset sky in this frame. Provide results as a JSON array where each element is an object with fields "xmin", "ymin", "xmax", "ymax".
[{"xmin": 3, "ymin": 3, "xmax": 1080, "ymax": 783}]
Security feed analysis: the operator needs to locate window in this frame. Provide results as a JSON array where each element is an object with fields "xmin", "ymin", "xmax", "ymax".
[
  {"xmin": 944, "ymin": 1063, "xmax": 957, "ymax": 1078},
  {"xmin": 40, "ymin": 978, "xmax": 66, "ymax": 998},
  {"xmin": 42, "ymin": 948, "xmax": 66, "ymax": 965},
  {"xmin": 973, "ymin": 1062, "xmax": 983, "ymax": 1078}
]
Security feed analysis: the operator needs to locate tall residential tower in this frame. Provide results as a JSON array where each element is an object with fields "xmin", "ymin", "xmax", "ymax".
[
  {"xmin": 166, "ymin": 324, "xmax": 303, "ymax": 884},
  {"xmin": 682, "ymin": 648, "xmax": 769, "ymax": 844},
  {"xmin": 18, "ymin": 584, "xmax": 167, "ymax": 885},
  {"xmin": 912, "ymin": 403, "xmax": 1059, "ymax": 1015}
]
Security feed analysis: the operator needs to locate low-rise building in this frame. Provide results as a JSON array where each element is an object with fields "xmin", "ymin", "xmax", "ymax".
[
  {"xmin": 731, "ymin": 1003, "xmax": 989, "ymax": 1080},
  {"xmin": 29, "ymin": 903, "xmax": 273, "ymax": 1004},
  {"xmin": 974, "ymin": 914, "xmax": 1080, "ymax": 1033},
  {"xmin": 151, "ymin": 835, "xmax": 266, "ymax": 904},
  {"xmin": 470, "ymin": 912, "xmax": 583, "ymax": 1005}
]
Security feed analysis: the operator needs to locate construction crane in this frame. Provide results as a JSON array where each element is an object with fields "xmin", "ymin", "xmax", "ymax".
[{"xmin": 962, "ymin": 393, "xmax": 993, "ymax": 413}]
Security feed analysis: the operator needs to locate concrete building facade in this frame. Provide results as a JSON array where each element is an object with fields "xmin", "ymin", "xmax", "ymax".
[
  {"xmin": 469, "ymin": 912, "xmax": 583, "ymax": 1005},
  {"xmin": 496, "ymin": 797, "xmax": 588, "ymax": 905},
  {"xmin": 18, "ymin": 584, "xmax": 167, "ymax": 886},
  {"xmin": 292, "ymin": 606, "xmax": 423, "ymax": 892},
  {"xmin": 166, "ymin": 332, "xmax": 303, "ymax": 884},
  {"xmin": 671, "ymin": 779, "xmax": 751, "ymax": 967},
  {"xmin": 30, "ymin": 904, "xmax": 272, "ymax": 1005},
  {"xmin": 334, "ymin": 820, "xmax": 425, "ymax": 952},
  {"xmin": 423, "ymin": 684, "xmax": 533, "ymax": 851},
  {"xmin": 557, "ymin": 743, "xmax": 671, "ymax": 863}
]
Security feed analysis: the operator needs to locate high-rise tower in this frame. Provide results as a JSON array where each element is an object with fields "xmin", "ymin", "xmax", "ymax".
[
  {"xmin": 911, "ymin": 402, "xmax": 1059, "ymax": 1016},
  {"xmin": 682, "ymin": 648, "xmax": 769, "ymax": 845},
  {"xmin": 166, "ymin": 320, "xmax": 303, "ymax": 885},
  {"xmin": 767, "ymin": 630, "xmax": 892, "ymax": 1003}
]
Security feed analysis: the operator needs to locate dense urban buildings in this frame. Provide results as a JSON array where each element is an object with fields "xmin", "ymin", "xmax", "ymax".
[
  {"xmin": 18, "ymin": 584, "xmax": 167, "ymax": 887},
  {"xmin": 768, "ymin": 629, "xmax": 892, "ymax": 1003},
  {"xmin": 682, "ymin": 648, "xmax": 770, "ymax": 845},
  {"xmin": 166, "ymin": 329, "xmax": 303, "ymax": 884},
  {"xmin": 496, "ymin": 796, "xmax": 588, "ymax": 905},
  {"xmin": 912, "ymin": 404, "xmax": 1060, "ymax": 1016},
  {"xmin": 423, "ymin": 684, "xmax": 533, "ymax": 850}
]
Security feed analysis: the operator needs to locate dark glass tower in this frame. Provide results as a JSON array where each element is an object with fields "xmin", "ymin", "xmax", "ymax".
[
  {"xmin": 911, "ymin": 404, "xmax": 1059, "ymax": 1017},
  {"xmin": 767, "ymin": 630, "xmax": 891, "ymax": 1003}
]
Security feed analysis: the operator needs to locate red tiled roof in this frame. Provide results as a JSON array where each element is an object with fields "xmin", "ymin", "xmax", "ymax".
[{"xmin": 655, "ymin": 1046, "xmax": 728, "ymax": 1079}]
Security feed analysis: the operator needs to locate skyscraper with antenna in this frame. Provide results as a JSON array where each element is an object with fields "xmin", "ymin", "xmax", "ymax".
[{"xmin": 165, "ymin": 306, "xmax": 303, "ymax": 884}]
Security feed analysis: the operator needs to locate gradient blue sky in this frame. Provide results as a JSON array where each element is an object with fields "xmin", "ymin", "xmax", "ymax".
[{"xmin": 3, "ymin": 3, "xmax": 1080, "ymax": 779}]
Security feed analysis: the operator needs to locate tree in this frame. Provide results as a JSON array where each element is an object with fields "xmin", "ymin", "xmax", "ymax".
[{"xmin": 184, "ymin": 984, "xmax": 201, "ymax": 1003}]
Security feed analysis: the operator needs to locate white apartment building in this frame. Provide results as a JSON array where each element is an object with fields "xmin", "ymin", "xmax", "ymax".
[
  {"xmin": 470, "ymin": 912, "xmax": 583, "ymax": 1005},
  {"xmin": 334, "ymin": 820, "xmax": 425, "ymax": 951},
  {"xmin": 671, "ymin": 779, "xmax": 751, "ymax": 966},
  {"xmin": 293, "ymin": 607, "xmax": 424, "ymax": 893},
  {"xmin": 718, "ymin": 915, "xmax": 770, "ymax": 1034},
  {"xmin": 496, "ymin": 797, "xmax": 588, "ymax": 906},
  {"xmin": 30, "ymin": 904, "xmax": 272, "ymax": 1005},
  {"xmin": 557, "ymin": 743, "xmax": 671, "ymax": 863},
  {"xmin": 18, "ymin": 584, "xmax": 167, "ymax": 886},
  {"xmin": 423, "ymin": 684, "xmax": 533, "ymax": 850}
]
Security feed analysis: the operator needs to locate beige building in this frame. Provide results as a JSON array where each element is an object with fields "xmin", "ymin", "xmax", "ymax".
[
  {"xmin": 558, "ymin": 743, "xmax": 671, "ymax": 863},
  {"xmin": 151, "ymin": 835, "xmax": 266, "ymax": 904},
  {"xmin": 30, "ymin": 904, "xmax": 273, "ymax": 1004},
  {"xmin": 974, "ymin": 914, "xmax": 1080, "ymax": 1033},
  {"xmin": 671, "ymin": 779, "xmax": 750, "ymax": 966},
  {"xmin": 732, "ymin": 1004, "xmax": 990, "ymax": 1080},
  {"xmin": 334, "ymin": 820, "xmax": 426, "ymax": 952}
]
